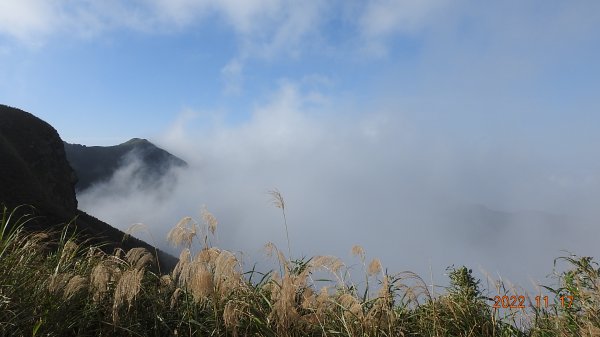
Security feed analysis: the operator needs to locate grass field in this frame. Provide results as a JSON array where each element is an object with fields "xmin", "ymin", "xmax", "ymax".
[{"xmin": 1, "ymin": 203, "xmax": 599, "ymax": 337}]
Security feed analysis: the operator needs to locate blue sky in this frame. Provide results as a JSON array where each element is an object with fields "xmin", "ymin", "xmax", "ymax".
[
  {"xmin": 2, "ymin": 1, "xmax": 600, "ymax": 288},
  {"xmin": 2, "ymin": 0, "xmax": 597, "ymax": 147}
]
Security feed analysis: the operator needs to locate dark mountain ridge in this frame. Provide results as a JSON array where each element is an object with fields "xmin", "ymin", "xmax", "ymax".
[
  {"xmin": 64, "ymin": 137, "xmax": 187, "ymax": 192},
  {"xmin": 0, "ymin": 104, "xmax": 176, "ymax": 270}
]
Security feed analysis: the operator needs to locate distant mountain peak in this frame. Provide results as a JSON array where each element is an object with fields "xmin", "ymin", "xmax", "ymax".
[
  {"xmin": 123, "ymin": 138, "xmax": 150, "ymax": 145},
  {"xmin": 64, "ymin": 138, "xmax": 187, "ymax": 192}
]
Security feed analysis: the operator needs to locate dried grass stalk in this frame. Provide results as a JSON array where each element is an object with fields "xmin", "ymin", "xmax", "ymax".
[
  {"xmin": 64, "ymin": 275, "xmax": 88, "ymax": 300},
  {"xmin": 167, "ymin": 217, "xmax": 197, "ymax": 248},
  {"xmin": 113, "ymin": 268, "xmax": 144, "ymax": 323},
  {"xmin": 125, "ymin": 247, "xmax": 154, "ymax": 270},
  {"xmin": 201, "ymin": 206, "xmax": 218, "ymax": 235},
  {"xmin": 188, "ymin": 266, "xmax": 214, "ymax": 303},
  {"xmin": 91, "ymin": 262, "xmax": 114, "ymax": 302}
]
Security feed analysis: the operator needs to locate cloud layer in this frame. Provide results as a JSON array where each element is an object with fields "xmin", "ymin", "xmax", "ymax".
[{"xmin": 78, "ymin": 80, "xmax": 600, "ymax": 292}]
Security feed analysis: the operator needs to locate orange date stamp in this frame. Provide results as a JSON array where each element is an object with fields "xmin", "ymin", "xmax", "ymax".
[{"xmin": 490, "ymin": 295, "xmax": 574, "ymax": 309}]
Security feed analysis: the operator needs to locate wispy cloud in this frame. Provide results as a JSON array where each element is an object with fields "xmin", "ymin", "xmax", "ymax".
[
  {"xmin": 358, "ymin": 0, "xmax": 450, "ymax": 55},
  {"xmin": 220, "ymin": 58, "xmax": 244, "ymax": 95},
  {"xmin": 0, "ymin": 0, "xmax": 57, "ymax": 45},
  {"xmin": 0, "ymin": 0, "xmax": 454, "ymax": 88}
]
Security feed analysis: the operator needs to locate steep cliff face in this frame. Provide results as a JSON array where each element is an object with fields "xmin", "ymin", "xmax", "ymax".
[{"xmin": 0, "ymin": 104, "xmax": 78, "ymax": 215}]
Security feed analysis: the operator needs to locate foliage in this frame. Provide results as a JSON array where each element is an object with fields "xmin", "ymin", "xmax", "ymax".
[{"xmin": 1, "ymin": 204, "xmax": 599, "ymax": 336}]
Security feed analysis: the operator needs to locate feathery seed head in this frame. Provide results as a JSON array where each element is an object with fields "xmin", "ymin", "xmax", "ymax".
[
  {"xmin": 175, "ymin": 216, "xmax": 193, "ymax": 228},
  {"xmin": 366, "ymin": 276, "xmax": 395, "ymax": 327},
  {"xmin": 264, "ymin": 242, "xmax": 276, "ymax": 256},
  {"xmin": 172, "ymin": 248, "xmax": 191, "ymax": 281},
  {"xmin": 30, "ymin": 232, "xmax": 50, "ymax": 244},
  {"xmin": 339, "ymin": 293, "xmax": 363, "ymax": 318},
  {"xmin": 268, "ymin": 189, "xmax": 285, "ymax": 210},
  {"xmin": 214, "ymin": 250, "xmax": 242, "ymax": 296},
  {"xmin": 312, "ymin": 255, "xmax": 344, "ymax": 274},
  {"xmin": 125, "ymin": 247, "xmax": 154, "ymax": 270},
  {"xmin": 59, "ymin": 240, "xmax": 78, "ymax": 265},
  {"xmin": 31, "ymin": 232, "xmax": 50, "ymax": 241},
  {"xmin": 22, "ymin": 232, "xmax": 50, "ymax": 251},
  {"xmin": 378, "ymin": 275, "xmax": 391, "ymax": 301},
  {"xmin": 223, "ymin": 300, "xmax": 244, "ymax": 333},
  {"xmin": 113, "ymin": 248, "xmax": 125, "ymax": 260},
  {"xmin": 302, "ymin": 288, "xmax": 328, "ymax": 324},
  {"xmin": 196, "ymin": 247, "xmax": 221, "ymax": 264},
  {"xmin": 264, "ymin": 242, "xmax": 289, "ymax": 272},
  {"xmin": 201, "ymin": 206, "xmax": 218, "ymax": 235},
  {"xmin": 160, "ymin": 275, "xmax": 174, "ymax": 289},
  {"xmin": 125, "ymin": 223, "xmax": 148, "ymax": 240},
  {"xmin": 189, "ymin": 267, "xmax": 214, "ymax": 303},
  {"xmin": 351, "ymin": 245, "xmax": 365, "ymax": 260},
  {"xmin": 91, "ymin": 262, "xmax": 113, "ymax": 302},
  {"xmin": 270, "ymin": 272, "xmax": 301, "ymax": 331},
  {"xmin": 113, "ymin": 268, "xmax": 144, "ymax": 322},
  {"xmin": 167, "ymin": 216, "xmax": 197, "ymax": 248},
  {"xmin": 64, "ymin": 275, "xmax": 87, "ymax": 300},
  {"xmin": 368, "ymin": 258, "xmax": 382, "ymax": 276},
  {"xmin": 214, "ymin": 250, "xmax": 238, "ymax": 275}
]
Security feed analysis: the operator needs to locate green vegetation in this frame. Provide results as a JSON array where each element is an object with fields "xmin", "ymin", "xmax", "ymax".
[{"xmin": 1, "ymin": 203, "xmax": 599, "ymax": 337}]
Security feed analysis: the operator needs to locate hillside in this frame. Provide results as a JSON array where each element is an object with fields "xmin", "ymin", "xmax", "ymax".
[
  {"xmin": 0, "ymin": 104, "xmax": 176, "ymax": 270},
  {"xmin": 0, "ymin": 105, "xmax": 78, "ymax": 215},
  {"xmin": 64, "ymin": 138, "xmax": 187, "ymax": 192}
]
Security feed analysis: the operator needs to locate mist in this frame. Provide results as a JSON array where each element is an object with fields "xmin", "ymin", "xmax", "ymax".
[{"xmin": 77, "ymin": 81, "xmax": 600, "ymax": 294}]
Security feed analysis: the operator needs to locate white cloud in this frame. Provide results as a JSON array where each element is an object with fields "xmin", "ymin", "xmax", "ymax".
[
  {"xmin": 211, "ymin": 0, "xmax": 282, "ymax": 35},
  {"xmin": 253, "ymin": 1, "xmax": 328, "ymax": 58},
  {"xmin": 0, "ymin": 0, "xmax": 333, "ymax": 94},
  {"xmin": 0, "ymin": 0, "xmax": 159, "ymax": 44},
  {"xmin": 358, "ymin": 0, "xmax": 450, "ymax": 55},
  {"xmin": 221, "ymin": 58, "xmax": 244, "ymax": 95},
  {"xmin": 0, "ymin": 0, "xmax": 460, "ymax": 62},
  {"xmin": 0, "ymin": 0, "xmax": 328, "ymax": 49},
  {"xmin": 360, "ymin": 0, "xmax": 446, "ymax": 36},
  {"xmin": 145, "ymin": 0, "xmax": 209, "ymax": 29},
  {"xmin": 0, "ymin": 0, "xmax": 57, "ymax": 44},
  {"xmin": 162, "ymin": 109, "xmax": 198, "ymax": 145}
]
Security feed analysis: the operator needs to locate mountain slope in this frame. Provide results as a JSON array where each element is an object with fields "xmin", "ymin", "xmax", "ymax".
[
  {"xmin": 0, "ymin": 104, "xmax": 78, "ymax": 214},
  {"xmin": 64, "ymin": 138, "xmax": 187, "ymax": 192},
  {"xmin": 0, "ymin": 104, "xmax": 176, "ymax": 270}
]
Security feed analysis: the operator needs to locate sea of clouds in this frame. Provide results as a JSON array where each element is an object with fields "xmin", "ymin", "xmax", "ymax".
[{"xmin": 78, "ymin": 81, "xmax": 600, "ymax": 295}]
